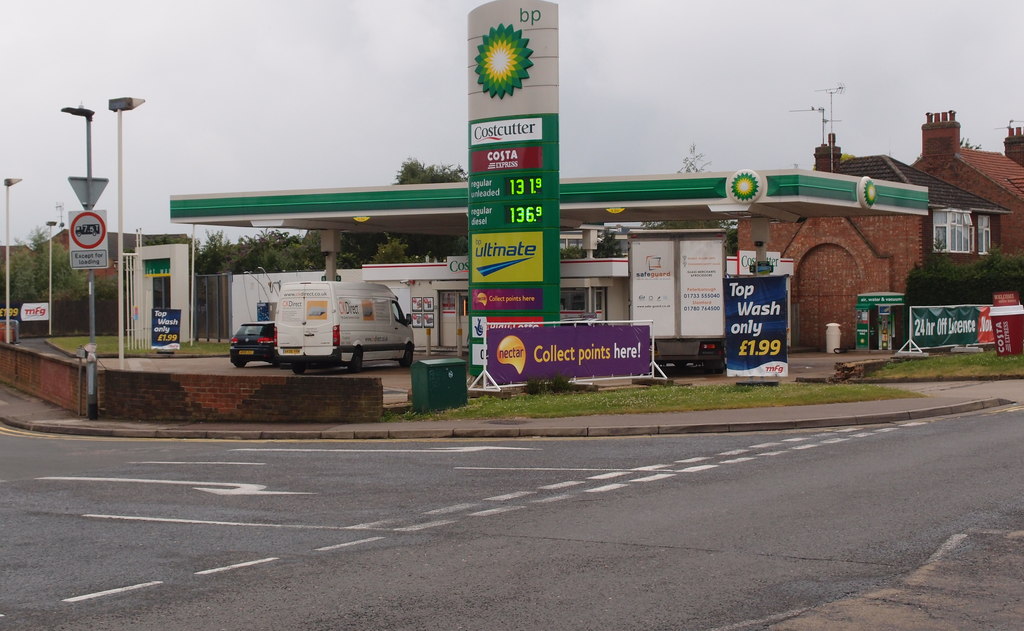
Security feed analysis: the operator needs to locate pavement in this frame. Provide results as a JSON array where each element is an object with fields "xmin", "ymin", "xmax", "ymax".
[{"xmin": 0, "ymin": 341, "xmax": 1020, "ymax": 440}]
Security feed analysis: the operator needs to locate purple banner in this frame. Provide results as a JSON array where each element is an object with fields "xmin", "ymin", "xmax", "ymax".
[
  {"xmin": 486, "ymin": 325, "xmax": 651, "ymax": 383},
  {"xmin": 472, "ymin": 288, "xmax": 544, "ymax": 311}
]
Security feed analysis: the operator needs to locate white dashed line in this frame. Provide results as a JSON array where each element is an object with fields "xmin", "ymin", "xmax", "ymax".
[
  {"xmin": 791, "ymin": 444, "xmax": 819, "ymax": 450},
  {"xmin": 588, "ymin": 471, "xmax": 631, "ymax": 480},
  {"xmin": 63, "ymin": 581, "xmax": 163, "ymax": 603},
  {"xmin": 634, "ymin": 464, "xmax": 673, "ymax": 471},
  {"xmin": 586, "ymin": 483, "xmax": 628, "ymax": 493},
  {"xmin": 316, "ymin": 537, "xmax": 385, "ymax": 551},
  {"xmin": 875, "ymin": 427, "xmax": 899, "ymax": 433},
  {"xmin": 631, "ymin": 473, "xmax": 676, "ymax": 483},
  {"xmin": 538, "ymin": 480, "xmax": 585, "ymax": 490},
  {"xmin": 748, "ymin": 442, "xmax": 783, "ymax": 449},
  {"xmin": 835, "ymin": 427, "xmax": 859, "ymax": 432},
  {"xmin": 345, "ymin": 520, "xmax": 398, "ymax": 530},
  {"xmin": 819, "ymin": 438, "xmax": 849, "ymax": 444},
  {"xmin": 679, "ymin": 464, "xmax": 718, "ymax": 473},
  {"xmin": 393, "ymin": 520, "xmax": 456, "ymax": 532},
  {"xmin": 469, "ymin": 506, "xmax": 526, "ymax": 517},
  {"xmin": 195, "ymin": 558, "xmax": 278, "ymax": 576},
  {"xmin": 532, "ymin": 493, "xmax": 575, "ymax": 503},
  {"xmin": 484, "ymin": 491, "xmax": 535, "ymax": 501},
  {"xmin": 851, "ymin": 432, "xmax": 874, "ymax": 437},
  {"xmin": 901, "ymin": 422, "xmax": 927, "ymax": 427},
  {"xmin": 782, "ymin": 437, "xmax": 812, "ymax": 443},
  {"xmin": 424, "ymin": 503, "xmax": 481, "ymax": 515},
  {"xmin": 718, "ymin": 449, "xmax": 750, "ymax": 456},
  {"xmin": 720, "ymin": 457, "xmax": 755, "ymax": 464},
  {"xmin": 758, "ymin": 451, "xmax": 787, "ymax": 457},
  {"xmin": 675, "ymin": 457, "xmax": 711, "ymax": 463}
]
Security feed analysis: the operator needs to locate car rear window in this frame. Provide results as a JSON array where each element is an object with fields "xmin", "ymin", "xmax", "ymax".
[{"xmin": 237, "ymin": 324, "xmax": 273, "ymax": 336}]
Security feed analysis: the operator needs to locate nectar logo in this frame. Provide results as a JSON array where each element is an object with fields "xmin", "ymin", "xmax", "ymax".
[{"xmin": 495, "ymin": 335, "xmax": 527, "ymax": 374}]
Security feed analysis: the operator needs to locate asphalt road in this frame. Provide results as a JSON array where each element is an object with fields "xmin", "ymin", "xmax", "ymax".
[{"xmin": 2, "ymin": 405, "xmax": 1023, "ymax": 630}]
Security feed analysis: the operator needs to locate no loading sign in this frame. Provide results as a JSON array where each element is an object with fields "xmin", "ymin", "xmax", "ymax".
[{"xmin": 69, "ymin": 210, "xmax": 109, "ymax": 269}]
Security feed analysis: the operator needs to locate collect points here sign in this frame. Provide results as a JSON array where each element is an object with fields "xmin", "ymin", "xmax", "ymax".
[{"xmin": 486, "ymin": 325, "xmax": 651, "ymax": 383}]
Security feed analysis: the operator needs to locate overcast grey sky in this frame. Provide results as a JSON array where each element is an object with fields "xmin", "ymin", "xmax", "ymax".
[{"xmin": 2, "ymin": 0, "xmax": 1021, "ymax": 244}]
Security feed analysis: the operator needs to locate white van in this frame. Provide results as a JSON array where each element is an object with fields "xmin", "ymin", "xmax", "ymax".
[{"xmin": 275, "ymin": 281, "xmax": 414, "ymax": 374}]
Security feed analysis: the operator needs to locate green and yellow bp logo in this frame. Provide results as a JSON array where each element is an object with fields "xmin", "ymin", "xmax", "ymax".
[{"xmin": 475, "ymin": 24, "xmax": 534, "ymax": 99}]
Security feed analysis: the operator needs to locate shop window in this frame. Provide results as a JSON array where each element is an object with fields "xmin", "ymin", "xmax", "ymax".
[
  {"xmin": 933, "ymin": 210, "xmax": 972, "ymax": 253},
  {"xmin": 152, "ymin": 277, "xmax": 170, "ymax": 309}
]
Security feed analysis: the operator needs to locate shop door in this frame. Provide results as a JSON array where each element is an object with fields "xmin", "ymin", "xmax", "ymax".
[{"xmin": 438, "ymin": 291, "xmax": 468, "ymax": 350}]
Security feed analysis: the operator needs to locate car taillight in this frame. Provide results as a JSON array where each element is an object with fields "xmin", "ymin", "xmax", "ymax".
[
  {"xmin": 257, "ymin": 337, "xmax": 273, "ymax": 344},
  {"xmin": 273, "ymin": 328, "xmax": 278, "ymax": 345},
  {"xmin": 332, "ymin": 325, "xmax": 340, "ymax": 346},
  {"xmin": 230, "ymin": 337, "xmax": 240, "ymax": 344}
]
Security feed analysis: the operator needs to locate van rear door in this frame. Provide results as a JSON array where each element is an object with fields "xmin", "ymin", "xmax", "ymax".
[{"xmin": 276, "ymin": 285, "xmax": 335, "ymax": 360}]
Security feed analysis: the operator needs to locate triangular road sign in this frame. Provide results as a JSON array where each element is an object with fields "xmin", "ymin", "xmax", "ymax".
[{"xmin": 68, "ymin": 176, "xmax": 109, "ymax": 209}]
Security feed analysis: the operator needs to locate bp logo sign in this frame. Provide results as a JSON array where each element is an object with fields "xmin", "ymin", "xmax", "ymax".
[
  {"xmin": 858, "ymin": 176, "xmax": 878, "ymax": 208},
  {"xmin": 727, "ymin": 170, "xmax": 765, "ymax": 203},
  {"xmin": 474, "ymin": 24, "xmax": 534, "ymax": 99}
]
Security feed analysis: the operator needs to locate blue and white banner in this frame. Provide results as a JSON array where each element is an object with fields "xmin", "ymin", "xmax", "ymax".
[{"xmin": 724, "ymin": 276, "xmax": 788, "ymax": 377}]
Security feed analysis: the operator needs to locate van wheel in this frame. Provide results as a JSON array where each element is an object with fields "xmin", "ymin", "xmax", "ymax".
[
  {"xmin": 291, "ymin": 363, "xmax": 306, "ymax": 375},
  {"xmin": 399, "ymin": 343, "xmax": 414, "ymax": 367},
  {"xmin": 348, "ymin": 349, "xmax": 363, "ymax": 373}
]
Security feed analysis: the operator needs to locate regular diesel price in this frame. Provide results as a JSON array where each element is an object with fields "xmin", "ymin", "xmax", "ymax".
[
  {"xmin": 507, "ymin": 204, "xmax": 543, "ymax": 224},
  {"xmin": 505, "ymin": 176, "xmax": 543, "ymax": 197},
  {"xmin": 737, "ymin": 338, "xmax": 782, "ymax": 356}
]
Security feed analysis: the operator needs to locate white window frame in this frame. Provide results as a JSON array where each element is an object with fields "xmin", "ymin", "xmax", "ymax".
[
  {"xmin": 977, "ymin": 214, "xmax": 992, "ymax": 254},
  {"xmin": 933, "ymin": 209, "xmax": 973, "ymax": 253}
]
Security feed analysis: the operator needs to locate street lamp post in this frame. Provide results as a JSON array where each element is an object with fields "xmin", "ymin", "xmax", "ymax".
[
  {"xmin": 109, "ymin": 97, "xmax": 145, "ymax": 369},
  {"xmin": 3, "ymin": 178, "xmax": 21, "ymax": 344},
  {"xmin": 61, "ymin": 106, "xmax": 100, "ymax": 420},
  {"xmin": 46, "ymin": 220, "xmax": 57, "ymax": 336}
]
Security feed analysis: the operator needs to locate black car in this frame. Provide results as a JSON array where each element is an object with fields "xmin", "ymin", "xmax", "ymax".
[{"xmin": 230, "ymin": 322, "xmax": 278, "ymax": 367}]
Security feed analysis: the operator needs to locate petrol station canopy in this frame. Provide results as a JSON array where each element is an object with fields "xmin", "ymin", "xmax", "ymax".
[{"xmin": 170, "ymin": 169, "xmax": 929, "ymax": 235}]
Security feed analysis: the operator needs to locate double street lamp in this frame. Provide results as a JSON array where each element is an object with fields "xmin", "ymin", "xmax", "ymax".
[{"xmin": 4, "ymin": 178, "xmax": 21, "ymax": 344}]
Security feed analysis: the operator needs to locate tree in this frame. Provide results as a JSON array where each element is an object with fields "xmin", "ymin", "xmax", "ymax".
[
  {"xmin": 4, "ymin": 227, "xmax": 84, "ymax": 302},
  {"xmin": 395, "ymin": 158, "xmax": 467, "ymax": 184},
  {"xmin": 195, "ymin": 230, "xmax": 237, "ymax": 275},
  {"xmin": 595, "ymin": 229, "xmax": 623, "ymax": 257},
  {"xmin": 678, "ymin": 143, "xmax": 711, "ymax": 174}
]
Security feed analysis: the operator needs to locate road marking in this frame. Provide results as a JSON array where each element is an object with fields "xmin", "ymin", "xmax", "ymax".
[
  {"xmin": 875, "ymin": 427, "xmax": 898, "ymax": 433},
  {"xmin": 718, "ymin": 449, "xmax": 750, "ymax": 456},
  {"xmin": 234, "ymin": 446, "xmax": 537, "ymax": 454},
  {"xmin": 631, "ymin": 473, "xmax": 676, "ymax": 482},
  {"xmin": 195, "ymin": 558, "xmax": 278, "ymax": 576},
  {"xmin": 633, "ymin": 464, "xmax": 673, "ymax": 471},
  {"xmin": 85, "ymin": 514, "xmax": 356, "ymax": 531},
  {"xmin": 720, "ymin": 457, "xmax": 755, "ymax": 464},
  {"xmin": 819, "ymin": 438, "xmax": 849, "ymax": 444},
  {"xmin": 344, "ymin": 520, "xmax": 397, "ymax": 530},
  {"xmin": 40, "ymin": 476, "xmax": 310, "ymax": 496},
  {"xmin": 901, "ymin": 421, "xmax": 928, "ymax": 426},
  {"xmin": 586, "ymin": 483, "xmax": 628, "ymax": 493},
  {"xmin": 835, "ymin": 427, "xmax": 858, "ymax": 432},
  {"xmin": 130, "ymin": 461, "xmax": 266, "ymax": 466},
  {"xmin": 926, "ymin": 533, "xmax": 968, "ymax": 563},
  {"xmin": 532, "ymin": 493, "xmax": 574, "ymax": 503},
  {"xmin": 675, "ymin": 457, "xmax": 711, "ymax": 463},
  {"xmin": 790, "ymin": 444, "xmax": 819, "ymax": 450},
  {"xmin": 781, "ymin": 437, "xmax": 812, "ymax": 443},
  {"xmin": 747, "ymin": 442, "xmax": 783, "ymax": 449},
  {"xmin": 424, "ymin": 503, "xmax": 481, "ymax": 515},
  {"xmin": 851, "ymin": 432, "xmax": 874, "ymax": 437},
  {"xmin": 457, "ymin": 467, "xmax": 621, "ymax": 472},
  {"xmin": 393, "ymin": 520, "xmax": 456, "ymax": 532},
  {"xmin": 538, "ymin": 480, "xmax": 585, "ymax": 490},
  {"xmin": 679, "ymin": 464, "xmax": 718, "ymax": 472},
  {"xmin": 316, "ymin": 536, "xmax": 385, "ymax": 552},
  {"xmin": 588, "ymin": 471, "xmax": 631, "ymax": 480},
  {"xmin": 469, "ymin": 506, "xmax": 525, "ymax": 517},
  {"xmin": 63, "ymin": 581, "xmax": 163, "ymax": 603},
  {"xmin": 484, "ymin": 491, "xmax": 534, "ymax": 501},
  {"xmin": 758, "ymin": 451, "xmax": 787, "ymax": 457}
]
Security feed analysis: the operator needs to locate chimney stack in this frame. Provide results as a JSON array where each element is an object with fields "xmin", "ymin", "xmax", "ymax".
[
  {"xmin": 814, "ymin": 132, "xmax": 841, "ymax": 173},
  {"xmin": 1005, "ymin": 126, "xmax": 1024, "ymax": 167},
  {"xmin": 921, "ymin": 109, "xmax": 961, "ymax": 158}
]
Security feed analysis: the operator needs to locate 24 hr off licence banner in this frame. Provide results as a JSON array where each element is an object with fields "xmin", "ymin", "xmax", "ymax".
[{"xmin": 725, "ymin": 277, "xmax": 788, "ymax": 377}]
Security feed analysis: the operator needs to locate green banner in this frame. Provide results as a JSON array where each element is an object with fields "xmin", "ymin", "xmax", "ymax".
[{"xmin": 910, "ymin": 306, "xmax": 984, "ymax": 347}]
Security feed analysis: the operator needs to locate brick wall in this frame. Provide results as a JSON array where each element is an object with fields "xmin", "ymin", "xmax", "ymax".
[{"xmin": 0, "ymin": 344, "xmax": 384, "ymax": 423}]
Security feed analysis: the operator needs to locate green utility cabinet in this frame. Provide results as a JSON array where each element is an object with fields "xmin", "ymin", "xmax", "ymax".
[{"xmin": 411, "ymin": 358, "xmax": 468, "ymax": 413}]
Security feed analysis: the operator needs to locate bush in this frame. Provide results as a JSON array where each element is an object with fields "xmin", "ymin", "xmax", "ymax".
[
  {"xmin": 524, "ymin": 374, "xmax": 575, "ymax": 394},
  {"xmin": 906, "ymin": 251, "xmax": 1024, "ymax": 305}
]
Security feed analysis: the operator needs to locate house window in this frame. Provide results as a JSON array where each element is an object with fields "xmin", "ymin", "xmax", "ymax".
[
  {"xmin": 933, "ymin": 210, "xmax": 973, "ymax": 253},
  {"xmin": 978, "ymin": 215, "xmax": 991, "ymax": 254}
]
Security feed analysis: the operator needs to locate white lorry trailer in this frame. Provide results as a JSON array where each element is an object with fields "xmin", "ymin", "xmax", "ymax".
[{"xmin": 628, "ymin": 229, "xmax": 727, "ymax": 371}]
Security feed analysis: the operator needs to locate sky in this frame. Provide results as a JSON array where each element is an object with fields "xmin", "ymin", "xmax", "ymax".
[{"xmin": 3, "ymin": 0, "xmax": 1022, "ymax": 245}]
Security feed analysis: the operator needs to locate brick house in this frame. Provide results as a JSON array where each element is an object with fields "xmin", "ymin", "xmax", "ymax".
[
  {"xmin": 737, "ymin": 131, "xmax": 1007, "ymax": 351},
  {"xmin": 913, "ymin": 110, "xmax": 1024, "ymax": 252}
]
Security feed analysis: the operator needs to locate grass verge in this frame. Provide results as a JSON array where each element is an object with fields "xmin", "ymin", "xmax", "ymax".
[
  {"xmin": 386, "ymin": 382, "xmax": 921, "ymax": 422},
  {"xmin": 869, "ymin": 351, "xmax": 1024, "ymax": 380},
  {"xmin": 49, "ymin": 336, "xmax": 229, "ymax": 356}
]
